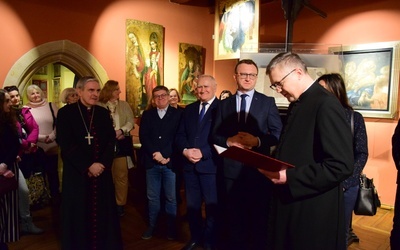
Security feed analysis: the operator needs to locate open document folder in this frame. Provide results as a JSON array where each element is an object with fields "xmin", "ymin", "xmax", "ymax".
[{"xmin": 214, "ymin": 144, "xmax": 294, "ymax": 172}]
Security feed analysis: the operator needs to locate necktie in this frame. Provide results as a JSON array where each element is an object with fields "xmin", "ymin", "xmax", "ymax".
[
  {"xmin": 239, "ymin": 94, "xmax": 248, "ymax": 129},
  {"xmin": 199, "ymin": 102, "xmax": 208, "ymax": 122}
]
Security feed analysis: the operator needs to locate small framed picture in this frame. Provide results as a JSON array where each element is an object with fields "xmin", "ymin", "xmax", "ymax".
[
  {"xmin": 53, "ymin": 64, "xmax": 61, "ymax": 77},
  {"xmin": 35, "ymin": 66, "xmax": 48, "ymax": 75}
]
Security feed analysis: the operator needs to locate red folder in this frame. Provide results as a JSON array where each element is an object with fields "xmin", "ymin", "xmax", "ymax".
[{"xmin": 214, "ymin": 144, "xmax": 294, "ymax": 172}]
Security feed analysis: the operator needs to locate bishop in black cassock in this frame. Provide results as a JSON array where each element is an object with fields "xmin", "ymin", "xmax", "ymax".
[{"xmin": 57, "ymin": 99, "xmax": 122, "ymax": 250}]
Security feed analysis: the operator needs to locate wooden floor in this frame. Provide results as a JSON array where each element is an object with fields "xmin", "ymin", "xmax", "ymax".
[
  {"xmin": 7, "ymin": 168, "xmax": 394, "ymax": 250},
  {"xmin": 9, "ymin": 168, "xmax": 192, "ymax": 250},
  {"xmin": 348, "ymin": 207, "xmax": 393, "ymax": 250}
]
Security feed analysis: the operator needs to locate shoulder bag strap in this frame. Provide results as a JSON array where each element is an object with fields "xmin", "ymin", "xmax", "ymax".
[{"xmin": 49, "ymin": 102, "xmax": 56, "ymax": 129}]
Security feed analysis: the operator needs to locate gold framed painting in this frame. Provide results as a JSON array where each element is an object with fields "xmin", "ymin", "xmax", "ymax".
[
  {"xmin": 214, "ymin": 0, "xmax": 259, "ymax": 60},
  {"xmin": 330, "ymin": 41, "xmax": 400, "ymax": 119},
  {"xmin": 178, "ymin": 43, "xmax": 205, "ymax": 105},
  {"xmin": 126, "ymin": 19, "xmax": 165, "ymax": 117}
]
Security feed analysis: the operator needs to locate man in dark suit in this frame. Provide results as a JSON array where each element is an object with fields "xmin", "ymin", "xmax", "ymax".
[
  {"xmin": 139, "ymin": 85, "xmax": 182, "ymax": 241},
  {"xmin": 176, "ymin": 75, "xmax": 220, "ymax": 250},
  {"xmin": 391, "ymin": 119, "xmax": 400, "ymax": 249},
  {"xmin": 212, "ymin": 59, "xmax": 282, "ymax": 249}
]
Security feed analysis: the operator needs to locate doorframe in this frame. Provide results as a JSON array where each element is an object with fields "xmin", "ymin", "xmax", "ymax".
[{"xmin": 3, "ymin": 40, "xmax": 108, "ymax": 91}]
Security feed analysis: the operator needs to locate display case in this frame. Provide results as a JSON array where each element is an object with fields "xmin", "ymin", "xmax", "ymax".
[{"xmin": 241, "ymin": 42, "xmax": 400, "ymax": 119}]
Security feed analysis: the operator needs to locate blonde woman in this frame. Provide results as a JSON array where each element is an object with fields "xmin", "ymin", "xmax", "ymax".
[
  {"xmin": 26, "ymin": 84, "xmax": 60, "ymax": 201},
  {"xmin": 60, "ymin": 87, "xmax": 78, "ymax": 105},
  {"xmin": 98, "ymin": 80, "xmax": 134, "ymax": 217}
]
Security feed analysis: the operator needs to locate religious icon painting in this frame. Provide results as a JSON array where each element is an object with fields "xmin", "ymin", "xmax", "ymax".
[
  {"xmin": 330, "ymin": 41, "xmax": 400, "ymax": 119},
  {"xmin": 214, "ymin": 0, "xmax": 259, "ymax": 60},
  {"xmin": 178, "ymin": 43, "xmax": 205, "ymax": 105},
  {"xmin": 125, "ymin": 19, "xmax": 165, "ymax": 117}
]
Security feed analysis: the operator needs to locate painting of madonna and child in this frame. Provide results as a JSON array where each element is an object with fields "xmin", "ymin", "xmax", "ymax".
[{"xmin": 125, "ymin": 19, "xmax": 164, "ymax": 116}]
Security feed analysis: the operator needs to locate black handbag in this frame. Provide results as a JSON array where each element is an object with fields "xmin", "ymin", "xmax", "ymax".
[
  {"xmin": 115, "ymin": 135, "xmax": 134, "ymax": 158},
  {"xmin": 354, "ymin": 174, "xmax": 381, "ymax": 216}
]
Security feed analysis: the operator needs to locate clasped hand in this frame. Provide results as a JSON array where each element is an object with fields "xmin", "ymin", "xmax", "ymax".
[
  {"xmin": 183, "ymin": 148, "xmax": 202, "ymax": 163},
  {"xmin": 153, "ymin": 152, "xmax": 170, "ymax": 165},
  {"xmin": 227, "ymin": 132, "xmax": 258, "ymax": 149},
  {"xmin": 88, "ymin": 162, "xmax": 105, "ymax": 178}
]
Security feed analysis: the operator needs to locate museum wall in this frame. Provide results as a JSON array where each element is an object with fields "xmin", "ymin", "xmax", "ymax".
[
  {"xmin": 246, "ymin": 0, "xmax": 400, "ymax": 207},
  {"xmin": 1, "ymin": 0, "xmax": 400, "ymax": 205},
  {"xmin": 0, "ymin": 0, "xmax": 215, "ymax": 95}
]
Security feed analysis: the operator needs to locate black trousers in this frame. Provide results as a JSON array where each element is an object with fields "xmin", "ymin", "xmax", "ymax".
[{"xmin": 391, "ymin": 183, "xmax": 400, "ymax": 249}]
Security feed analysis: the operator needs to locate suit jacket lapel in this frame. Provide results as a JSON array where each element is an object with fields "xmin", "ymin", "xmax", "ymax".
[
  {"xmin": 198, "ymin": 99, "xmax": 217, "ymax": 129},
  {"xmin": 248, "ymin": 91, "xmax": 260, "ymax": 114},
  {"xmin": 162, "ymin": 105, "xmax": 173, "ymax": 119},
  {"xmin": 230, "ymin": 94, "xmax": 240, "ymax": 125}
]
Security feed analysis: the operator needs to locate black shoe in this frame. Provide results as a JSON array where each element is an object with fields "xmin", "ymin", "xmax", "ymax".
[
  {"xmin": 181, "ymin": 242, "xmax": 200, "ymax": 250},
  {"xmin": 117, "ymin": 206, "xmax": 125, "ymax": 217},
  {"xmin": 350, "ymin": 231, "xmax": 360, "ymax": 242},
  {"xmin": 141, "ymin": 227, "xmax": 154, "ymax": 240},
  {"xmin": 347, "ymin": 236, "xmax": 355, "ymax": 247}
]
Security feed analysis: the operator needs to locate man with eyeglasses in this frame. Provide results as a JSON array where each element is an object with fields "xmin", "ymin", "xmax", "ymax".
[
  {"xmin": 139, "ymin": 85, "xmax": 182, "ymax": 241},
  {"xmin": 260, "ymin": 52, "xmax": 354, "ymax": 249},
  {"xmin": 212, "ymin": 59, "xmax": 282, "ymax": 250}
]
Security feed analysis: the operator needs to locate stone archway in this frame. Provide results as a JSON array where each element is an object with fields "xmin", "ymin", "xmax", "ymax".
[{"xmin": 4, "ymin": 40, "xmax": 108, "ymax": 91}]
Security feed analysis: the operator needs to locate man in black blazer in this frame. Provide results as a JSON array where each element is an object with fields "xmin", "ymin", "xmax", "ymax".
[
  {"xmin": 212, "ymin": 59, "xmax": 282, "ymax": 249},
  {"xmin": 261, "ymin": 52, "xmax": 353, "ymax": 249},
  {"xmin": 176, "ymin": 75, "xmax": 220, "ymax": 250},
  {"xmin": 391, "ymin": 119, "xmax": 400, "ymax": 249},
  {"xmin": 139, "ymin": 85, "xmax": 182, "ymax": 241}
]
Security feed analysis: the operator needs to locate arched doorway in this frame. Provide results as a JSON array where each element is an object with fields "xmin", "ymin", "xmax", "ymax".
[{"xmin": 3, "ymin": 40, "xmax": 108, "ymax": 93}]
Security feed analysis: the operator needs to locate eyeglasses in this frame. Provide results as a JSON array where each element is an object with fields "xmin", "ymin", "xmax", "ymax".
[
  {"xmin": 237, "ymin": 73, "xmax": 258, "ymax": 80},
  {"xmin": 153, "ymin": 93, "xmax": 168, "ymax": 99},
  {"xmin": 270, "ymin": 69, "xmax": 296, "ymax": 91}
]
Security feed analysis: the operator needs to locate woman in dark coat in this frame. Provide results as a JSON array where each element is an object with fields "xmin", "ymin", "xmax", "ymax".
[{"xmin": 0, "ymin": 89, "xmax": 21, "ymax": 250}]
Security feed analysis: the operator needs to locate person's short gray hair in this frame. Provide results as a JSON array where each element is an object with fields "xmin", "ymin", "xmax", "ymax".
[
  {"xmin": 266, "ymin": 52, "xmax": 307, "ymax": 75},
  {"xmin": 75, "ymin": 76, "xmax": 99, "ymax": 90}
]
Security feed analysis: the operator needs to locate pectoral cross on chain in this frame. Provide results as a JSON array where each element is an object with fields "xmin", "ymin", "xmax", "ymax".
[{"xmin": 85, "ymin": 132, "xmax": 94, "ymax": 145}]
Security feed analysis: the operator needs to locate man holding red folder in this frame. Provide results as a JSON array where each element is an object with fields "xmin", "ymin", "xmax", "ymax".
[{"xmin": 262, "ymin": 52, "xmax": 354, "ymax": 250}]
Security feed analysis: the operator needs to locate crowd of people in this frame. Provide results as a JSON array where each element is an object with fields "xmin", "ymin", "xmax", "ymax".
[{"xmin": 2, "ymin": 52, "xmax": 394, "ymax": 250}]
